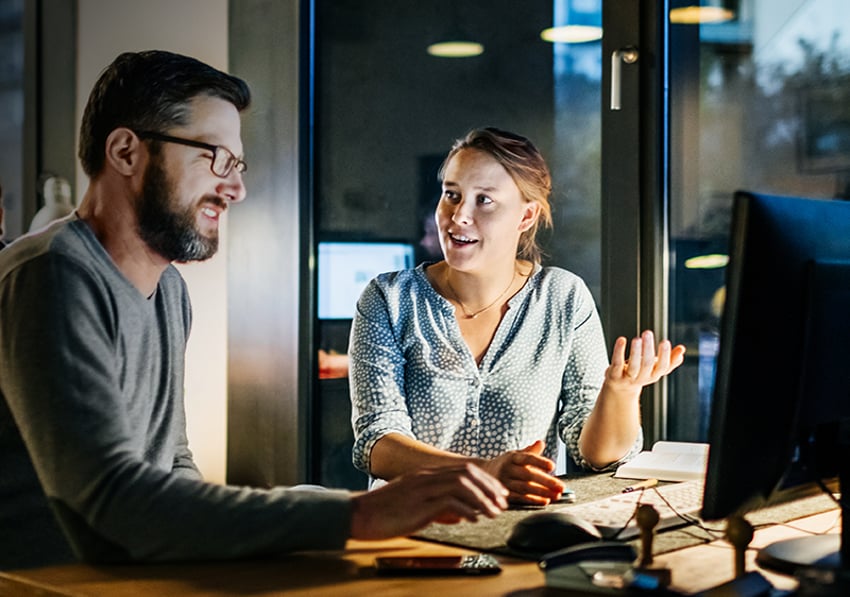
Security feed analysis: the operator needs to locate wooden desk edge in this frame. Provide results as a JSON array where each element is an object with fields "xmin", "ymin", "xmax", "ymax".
[{"xmin": 1, "ymin": 509, "xmax": 840, "ymax": 596}]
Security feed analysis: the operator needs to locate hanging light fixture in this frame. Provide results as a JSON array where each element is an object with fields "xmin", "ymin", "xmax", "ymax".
[
  {"xmin": 540, "ymin": 25, "xmax": 602, "ymax": 44},
  {"xmin": 684, "ymin": 254, "xmax": 729, "ymax": 269},
  {"xmin": 426, "ymin": 40, "xmax": 484, "ymax": 58},
  {"xmin": 540, "ymin": 0, "xmax": 602, "ymax": 45},
  {"xmin": 670, "ymin": 2, "xmax": 735, "ymax": 25},
  {"xmin": 426, "ymin": 3, "xmax": 483, "ymax": 58}
]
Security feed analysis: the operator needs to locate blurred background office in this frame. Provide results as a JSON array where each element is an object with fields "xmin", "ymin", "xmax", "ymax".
[
  {"xmin": 0, "ymin": 178, "xmax": 6, "ymax": 249},
  {"xmin": 2, "ymin": 0, "xmax": 849, "ymax": 490}
]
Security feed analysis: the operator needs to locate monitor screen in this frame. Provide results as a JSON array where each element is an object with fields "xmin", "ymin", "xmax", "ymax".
[
  {"xmin": 701, "ymin": 191, "xmax": 850, "ymax": 574},
  {"xmin": 317, "ymin": 241, "xmax": 415, "ymax": 319}
]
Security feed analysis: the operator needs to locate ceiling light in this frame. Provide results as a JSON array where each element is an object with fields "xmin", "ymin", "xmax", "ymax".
[
  {"xmin": 426, "ymin": 41, "xmax": 484, "ymax": 58},
  {"xmin": 684, "ymin": 254, "xmax": 729, "ymax": 269},
  {"xmin": 669, "ymin": 6, "xmax": 735, "ymax": 25},
  {"xmin": 540, "ymin": 25, "xmax": 603, "ymax": 44}
]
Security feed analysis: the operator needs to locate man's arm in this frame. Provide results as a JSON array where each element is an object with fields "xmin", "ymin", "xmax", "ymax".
[{"xmin": 0, "ymin": 251, "xmax": 350, "ymax": 561}]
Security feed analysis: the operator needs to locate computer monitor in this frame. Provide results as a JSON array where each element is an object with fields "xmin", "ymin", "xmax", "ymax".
[
  {"xmin": 701, "ymin": 191, "xmax": 850, "ymax": 574},
  {"xmin": 317, "ymin": 241, "xmax": 415, "ymax": 320}
]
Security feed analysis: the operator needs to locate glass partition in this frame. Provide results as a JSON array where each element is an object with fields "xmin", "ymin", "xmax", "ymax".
[
  {"xmin": 667, "ymin": 0, "xmax": 850, "ymax": 440},
  {"xmin": 313, "ymin": 0, "xmax": 605, "ymax": 486},
  {"xmin": 0, "ymin": 0, "xmax": 24, "ymax": 243}
]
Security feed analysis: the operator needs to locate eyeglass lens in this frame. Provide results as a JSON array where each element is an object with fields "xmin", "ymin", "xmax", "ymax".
[{"xmin": 212, "ymin": 147, "xmax": 246, "ymax": 177}]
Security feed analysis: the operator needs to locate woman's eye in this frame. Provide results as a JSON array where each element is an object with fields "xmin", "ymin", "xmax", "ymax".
[
  {"xmin": 442, "ymin": 190, "xmax": 460, "ymax": 202},
  {"xmin": 478, "ymin": 195, "xmax": 493, "ymax": 205}
]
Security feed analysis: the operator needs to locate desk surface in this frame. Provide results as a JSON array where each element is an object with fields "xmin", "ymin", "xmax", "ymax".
[{"xmin": 0, "ymin": 509, "xmax": 840, "ymax": 596}]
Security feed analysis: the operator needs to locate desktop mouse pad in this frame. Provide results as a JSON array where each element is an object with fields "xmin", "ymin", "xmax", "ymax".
[{"xmin": 412, "ymin": 473, "xmax": 840, "ymax": 561}]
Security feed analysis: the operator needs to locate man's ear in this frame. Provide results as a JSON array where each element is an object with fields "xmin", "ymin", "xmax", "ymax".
[
  {"xmin": 104, "ymin": 128, "xmax": 144, "ymax": 176},
  {"xmin": 518, "ymin": 201, "xmax": 541, "ymax": 233}
]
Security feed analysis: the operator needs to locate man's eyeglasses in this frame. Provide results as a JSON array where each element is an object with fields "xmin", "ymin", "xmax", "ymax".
[{"xmin": 135, "ymin": 131, "xmax": 247, "ymax": 178}]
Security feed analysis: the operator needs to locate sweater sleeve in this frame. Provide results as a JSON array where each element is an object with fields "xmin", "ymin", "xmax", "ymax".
[{"xmin": 0, "ymin": 252, "xmax": 352, "ymax": 563}]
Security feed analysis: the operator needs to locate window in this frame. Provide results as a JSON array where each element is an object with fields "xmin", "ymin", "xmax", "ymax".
[
  {"xmin": 0, "ymin": 0, "xmax": 24, "ymax": 242},
  {"xmin": 667, "ymin": 0, "xmax": 850, "ymax": 440}
]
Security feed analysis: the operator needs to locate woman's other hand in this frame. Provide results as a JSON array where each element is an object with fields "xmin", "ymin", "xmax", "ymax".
[{"xmin": 482, "ymin": 440, "xmax": 566, "ymax": 505}]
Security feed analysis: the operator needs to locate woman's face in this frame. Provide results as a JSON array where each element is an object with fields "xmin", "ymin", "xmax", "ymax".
[{"xmin": 436, "ymin": 148, "xmax": 538, "ymax": 273}]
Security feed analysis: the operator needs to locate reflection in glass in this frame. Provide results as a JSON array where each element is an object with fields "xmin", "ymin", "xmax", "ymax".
[
  {"xmin": 314, "ymin": 0, "xmax": 603, "ymax": 486},
  {"xmin": 668, "ymin": 0, "xmax": 850, "ymax": 441},
  {"xmin": 0, "ymin": 0, "xmax": 23, "ymax": 241}
]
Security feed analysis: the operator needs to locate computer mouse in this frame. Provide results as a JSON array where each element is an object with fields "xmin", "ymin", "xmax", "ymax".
[{"xmin": 506, "ymin": 510, "xmax": 603, "ymax": 555}]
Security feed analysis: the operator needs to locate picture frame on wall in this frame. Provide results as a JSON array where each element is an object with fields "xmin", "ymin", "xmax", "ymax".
[{"xmin": 798, "ymin": 85, "xmax": 850, "ymax": 174}]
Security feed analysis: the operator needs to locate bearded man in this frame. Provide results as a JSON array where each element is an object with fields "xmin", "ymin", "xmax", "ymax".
[{"xmin": 0, "ymin": 50, "xmax": 506, "ymax": 570}]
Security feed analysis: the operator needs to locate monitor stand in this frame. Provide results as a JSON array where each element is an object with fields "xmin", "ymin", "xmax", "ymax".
[
  {"xmin": 756, "ymin": 468, "xmax": 847, "ymax": 576},
  {"xmin": 757, "ymin": 534, "xmax": 841, "ymax": 574}
]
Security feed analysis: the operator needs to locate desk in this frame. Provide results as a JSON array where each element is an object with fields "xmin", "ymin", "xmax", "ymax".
[{"xmin": 0, "ymin": 509, "xmax": 840, "ymax": 596}]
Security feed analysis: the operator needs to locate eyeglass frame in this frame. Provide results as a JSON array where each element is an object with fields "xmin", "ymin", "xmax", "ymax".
[{"xmin": 134, "ymin": 130, "xmax": 247, "ymax": 178}]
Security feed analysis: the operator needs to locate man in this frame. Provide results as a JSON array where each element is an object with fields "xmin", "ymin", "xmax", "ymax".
[{"xmin": 0, "ymin": 50, "xmax": 507, "ymax": 570}]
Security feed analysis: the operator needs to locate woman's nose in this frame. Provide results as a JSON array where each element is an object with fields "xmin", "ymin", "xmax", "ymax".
[{"xmin": 451, "ymin": 199, "xmax": 474, "ymax": 225}]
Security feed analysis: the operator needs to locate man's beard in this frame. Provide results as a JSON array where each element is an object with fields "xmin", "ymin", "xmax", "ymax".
[{"xmin": 137, "ymin": 156, "xmax": 222, "ymax": 263}]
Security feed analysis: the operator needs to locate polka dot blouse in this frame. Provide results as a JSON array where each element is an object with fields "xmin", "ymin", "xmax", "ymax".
[{"xmin": 348, "ymin": 262, "xmax": 643, "ymax": 475}]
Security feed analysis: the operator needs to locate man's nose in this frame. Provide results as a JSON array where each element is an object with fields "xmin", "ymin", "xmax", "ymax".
[{"xmin": 219, "ymin": 170, "xmax": 247, "ymax": 203}]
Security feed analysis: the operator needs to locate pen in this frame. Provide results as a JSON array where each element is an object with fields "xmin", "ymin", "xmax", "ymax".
[{"xmin": 622, "ymin": 478, "xmax": 658, "ymax": 493}]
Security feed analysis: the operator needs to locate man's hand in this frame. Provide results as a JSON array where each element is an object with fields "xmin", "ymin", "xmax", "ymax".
[{"xmin": 349, "ymin": 463, "xmax": 508, "ymax": 540}]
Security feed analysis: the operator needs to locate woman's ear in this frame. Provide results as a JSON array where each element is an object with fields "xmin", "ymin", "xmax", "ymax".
[
  {"xmin": 104, "ymin": 128, "xmax": 144, "ymax": 176},
  {"xmin": 518, "ymin": 201, "xmax": 541, "ymax": 232}
]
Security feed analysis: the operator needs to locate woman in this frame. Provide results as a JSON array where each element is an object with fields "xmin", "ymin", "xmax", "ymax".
[{"xmin": 349, "ymin": 128, "xmax": 685, "ymax": 505}]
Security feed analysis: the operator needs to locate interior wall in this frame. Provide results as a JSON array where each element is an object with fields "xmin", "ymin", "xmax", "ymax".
[
  {"xmin": 76, "ymin": 0, "xmax": 230, "ymax": 483},
  {"xmin": 226, "ymin": 0, "xmax": 309, "ymax": 488}
]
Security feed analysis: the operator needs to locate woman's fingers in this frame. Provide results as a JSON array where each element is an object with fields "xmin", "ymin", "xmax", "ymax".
[
  {"xmin": 616, "ymin": 330, "xmax": 687, "ymax": 385},
  {"xmin": 497, "ymin": 463, "xmax": 564, "ymax": 505},
  {"xmin": 610, "ymin": 336, "xmax": 628, "ymax": 368},
  {"xmin": 652, "ymin": 339, "xmax": 672, "ymax": 376},
  {"xmin": 627, "ymin": 335, "xmax": 643, "ymax": 379}
]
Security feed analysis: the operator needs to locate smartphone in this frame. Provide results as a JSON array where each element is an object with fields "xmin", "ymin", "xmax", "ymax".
[
  {"xmin": 374, "ymin": 553, "xmax": 502, "ymax": 576},
  {"xmin": 509, "ymin": 488, "xmax": 577, "ymax": 510},
  {"xmin": 555, "ymin": 488, "xmax": 577, "ymax": 503}
]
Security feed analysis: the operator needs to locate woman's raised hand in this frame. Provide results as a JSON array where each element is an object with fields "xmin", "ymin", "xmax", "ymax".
[{"xmin": 606, "ymin": 330, "xmax": 686, "ymax": 390}]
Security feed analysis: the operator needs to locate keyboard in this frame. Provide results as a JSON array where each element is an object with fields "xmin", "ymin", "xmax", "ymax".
[{"xmin": 553, "ymin": 480, "xmax": 704, "ymax": 540}]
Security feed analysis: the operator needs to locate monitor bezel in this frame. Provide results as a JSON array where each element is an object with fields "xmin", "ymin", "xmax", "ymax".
[
  {"xmin": 702, "ymin": 192, "xmax": 850, "ymax": 521},
  {"xmin": 316, "ymin": 239, "xmax": 416, "ymax": 320}
]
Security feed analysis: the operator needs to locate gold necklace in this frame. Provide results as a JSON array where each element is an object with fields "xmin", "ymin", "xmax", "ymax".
[{"xmin": 444, "ymin": 268, "xmax": 517, "ymax": 319}]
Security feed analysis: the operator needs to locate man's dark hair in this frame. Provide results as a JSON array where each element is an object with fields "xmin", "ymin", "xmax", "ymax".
[{"xmin": 78, "ymin": 50, "xmax": 251, "ymax": 177}]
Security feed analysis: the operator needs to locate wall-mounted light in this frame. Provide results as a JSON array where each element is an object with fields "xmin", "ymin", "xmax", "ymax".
[
  {"xmin": 540, "ymin": 25, "xmax": 603, "ymax": 44},
  {"xmin": 669, "ymin": 5, "xmax": 735, "ymax": 25},
  {"xmin": 684, "ymin": 253, "xmax": 729, "ymax": 269},
  {"xmin": 426, "ymin": 40, "xmax": 484, "ymax": 58}
]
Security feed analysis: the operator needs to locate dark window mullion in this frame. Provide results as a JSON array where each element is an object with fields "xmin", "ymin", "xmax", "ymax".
[{"xmin": 601, "ymin": 0, "xmax": 667, "ymax": 445}]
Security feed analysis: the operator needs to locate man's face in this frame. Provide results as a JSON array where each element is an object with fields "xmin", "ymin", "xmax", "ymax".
[
  {"xmin": 136, "ymin": 96, "xmax": 246, "ymax": 263},
  {"xmin": 137, "ymin": 151, "xmax": 222, "ymax": 262}
]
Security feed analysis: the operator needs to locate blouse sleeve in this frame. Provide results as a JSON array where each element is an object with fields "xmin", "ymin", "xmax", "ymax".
[
  {"xmin": 348, "ymin": 279, "xmax": 416, "ymax": 474},
  {"xmin": 557, "ymin": 283, "xmax": 643, "ymax": 471}
]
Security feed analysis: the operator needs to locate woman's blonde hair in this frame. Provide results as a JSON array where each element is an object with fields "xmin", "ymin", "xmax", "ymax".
[{"xmin": 438, "ymin": 127, "xmax": 553, "ymax": 264}]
